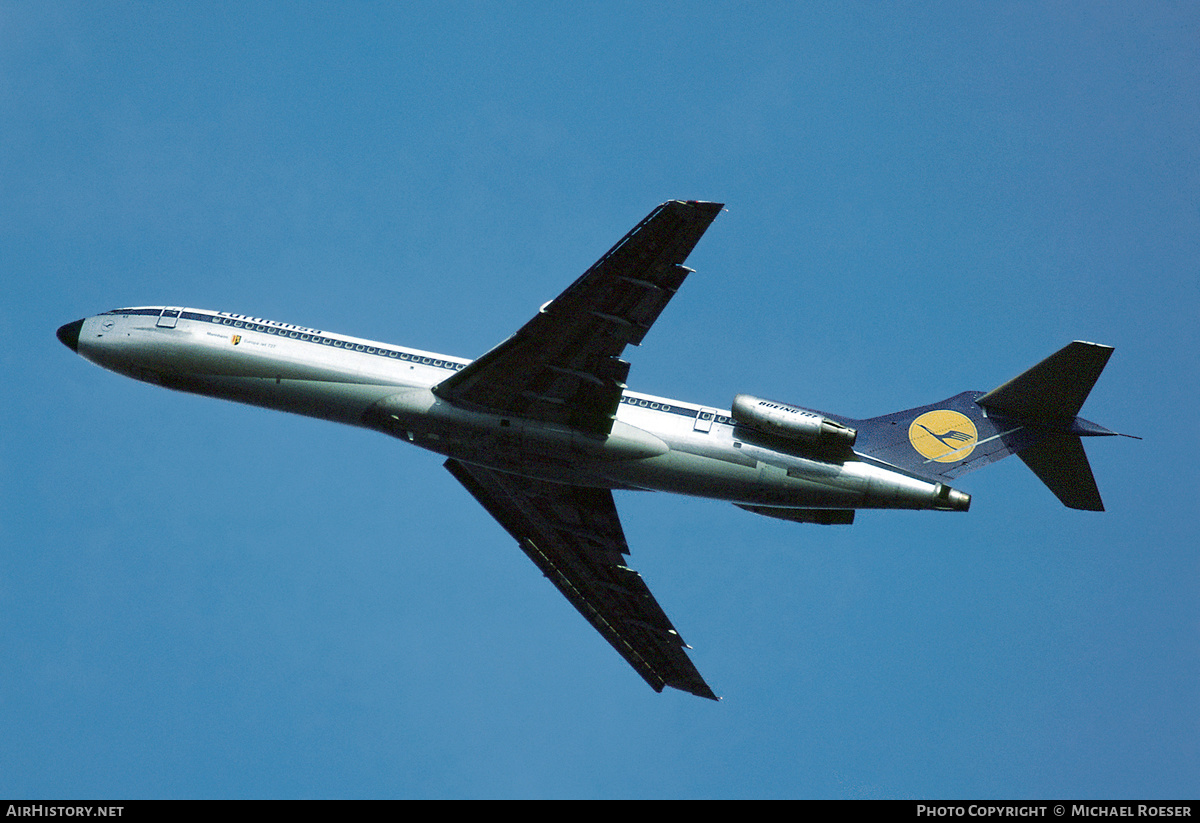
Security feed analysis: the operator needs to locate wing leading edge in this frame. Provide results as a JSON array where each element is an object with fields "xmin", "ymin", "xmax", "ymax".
[{"xmin": 445, "ymin": 459, "xmax": 718, "ymax": 700}]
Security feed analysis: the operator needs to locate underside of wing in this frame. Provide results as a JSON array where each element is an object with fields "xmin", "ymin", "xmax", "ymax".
[
  {"xmin": 433, "ymin": 200, "xmax": 724, "ymax": 434},
  {"xmin": 445, "ymin": 458, "xmax": 718, "ymax": 700}
]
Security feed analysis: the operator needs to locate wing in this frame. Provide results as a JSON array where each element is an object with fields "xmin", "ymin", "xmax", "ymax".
[
  {"xmin": 433, "ymin": 200, "xmax": 724, "ymax": 434},
  {"xmin": 445, "ymin": 458, "xmax": 718, "ymax": 700}
]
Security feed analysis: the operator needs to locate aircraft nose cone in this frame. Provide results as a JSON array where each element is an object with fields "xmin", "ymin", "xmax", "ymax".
[{"xmin": 57, "ymin": 319, "xmax": 84, "ymax": 352}]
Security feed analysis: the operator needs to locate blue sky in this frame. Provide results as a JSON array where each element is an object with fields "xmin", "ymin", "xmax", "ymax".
[{"xmin": 3, "ymin": 2, "xmax": 1197, "ymax": 799}]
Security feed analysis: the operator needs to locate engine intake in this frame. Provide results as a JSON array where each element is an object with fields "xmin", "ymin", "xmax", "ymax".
[{"xmin": 731, "ymin": 394, "xmax": 857, "ymax": 449}]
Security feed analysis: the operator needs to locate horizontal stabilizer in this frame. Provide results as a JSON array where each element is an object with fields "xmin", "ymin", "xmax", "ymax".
[
  {"xmin": 977, "ymin": 341, "xmax": 1113, "ymax": 422},
  {"xmin": 1015, "ymin": 434, "xmax": 1104, "ymax": 511}
]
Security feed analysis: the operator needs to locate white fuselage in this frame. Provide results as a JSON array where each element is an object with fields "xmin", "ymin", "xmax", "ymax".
[{"xmin": 68, "ymin": 307, "xmax": 965, "ymax": 512}]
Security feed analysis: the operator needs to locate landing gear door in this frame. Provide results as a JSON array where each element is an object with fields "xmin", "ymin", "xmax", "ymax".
[
  {"xmin": 157, "ymin": 307, "xmax": 182, "ymax": 328},
  {"xmin": 694, "ymin": 407, "xmax": 717, "ymax": 433}
]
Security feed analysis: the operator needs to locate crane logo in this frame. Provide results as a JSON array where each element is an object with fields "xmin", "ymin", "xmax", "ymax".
[{"xmin": 908, "ymin": 410, "xmax": 978, "ymax": 463}]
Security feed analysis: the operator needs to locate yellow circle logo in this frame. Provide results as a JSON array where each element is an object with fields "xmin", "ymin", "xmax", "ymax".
[{"xmin": 908, "ymin": 410, "xmax": 978, "ymax": 463}]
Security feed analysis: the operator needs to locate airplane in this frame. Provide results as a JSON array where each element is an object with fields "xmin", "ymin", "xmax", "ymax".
[{"xmin": 56, "ymin": 200, "xmax": 1133, "ymax": 701}]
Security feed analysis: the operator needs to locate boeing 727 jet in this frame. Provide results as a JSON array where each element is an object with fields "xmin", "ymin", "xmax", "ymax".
[{"xmin": 57, "ymin": 200, "xmax": 1131, "ymax": 700}]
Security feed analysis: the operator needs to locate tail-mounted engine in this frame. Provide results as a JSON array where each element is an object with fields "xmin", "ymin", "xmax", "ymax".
[{"xmin": 731, "ymin": 394, "xmax": 857, "ymax": 450}]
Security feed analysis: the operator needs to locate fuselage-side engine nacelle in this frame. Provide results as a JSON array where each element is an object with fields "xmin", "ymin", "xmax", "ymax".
[{"xmin": 731, "ymin": 394, "xmax": 857, "ymax": 450}]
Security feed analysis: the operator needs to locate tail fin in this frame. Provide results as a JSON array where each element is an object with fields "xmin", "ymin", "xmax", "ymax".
[{"xmin": 848, "ymin": 342, "xmax": 1126, "ymax": 511}]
